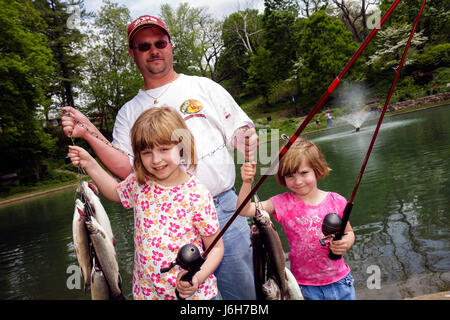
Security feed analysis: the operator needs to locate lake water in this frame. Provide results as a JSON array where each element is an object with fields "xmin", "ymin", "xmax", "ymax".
[{"xmin": 0, "ymin": 106, "xmax": 449, "ymax": 300}]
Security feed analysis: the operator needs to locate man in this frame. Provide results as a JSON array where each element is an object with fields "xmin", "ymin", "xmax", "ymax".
[{"xmin": 62, "ymin": 15, "xmax": 258, "ymax": 300}]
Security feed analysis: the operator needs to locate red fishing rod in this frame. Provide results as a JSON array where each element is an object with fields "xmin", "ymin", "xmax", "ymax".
[
  {"xmin": 327, "ymin": 0, "xmax": 427, "ymax": 260},
  {"xmin": 161, "ymin": 0, "xmax": 409, "ymax": 292}
]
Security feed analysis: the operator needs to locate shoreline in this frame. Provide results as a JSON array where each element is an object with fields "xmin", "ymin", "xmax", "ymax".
[
  {"xmin": 0, "ymin": 183, "xmax": 78, "ymax": 208},
  {"xmin": 1, "ymin": 102, "xmax": 448, "ymax": 207}
]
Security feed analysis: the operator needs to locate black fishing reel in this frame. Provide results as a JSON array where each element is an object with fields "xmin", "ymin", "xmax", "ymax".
[
  {"xmin": 319, "ymin": 213, "xmax": 343, "ymax": 260},
  {"xmin": 160, "ymin": 243, "xmax": 205, "ymax": 300}
]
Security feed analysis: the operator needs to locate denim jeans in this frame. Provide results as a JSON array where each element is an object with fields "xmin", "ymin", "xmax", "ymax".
[
  {"xmin": 300, "ymin": 273, "xmax": 356, "ymax": 300},
  {"xmin": 213, "ymin": 189, "xmax": 256, "ymax": 300}
]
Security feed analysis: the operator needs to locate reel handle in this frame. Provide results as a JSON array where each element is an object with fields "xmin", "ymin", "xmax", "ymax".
[
  {"xmin": 175, "ymin": 268, "xmax": 200, "ymax": 300},
  {"xmin": 160, "ymin": 243, "xmax": 205, "ymax": 300},
  {"xmin": 320, "ymin": 213, "xmax": 344, "ymax": 260},
  {"xmin": 328, "ymin": 230, "xmax": 344, "ymax": 260}
]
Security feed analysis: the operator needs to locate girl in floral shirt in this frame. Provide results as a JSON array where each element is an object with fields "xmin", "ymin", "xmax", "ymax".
[{"xmin": 67, "ymin": 106, "xmax": 224, "ymax": 300}]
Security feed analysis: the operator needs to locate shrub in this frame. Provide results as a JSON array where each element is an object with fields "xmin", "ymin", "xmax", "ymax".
[{"xmin": 409, "ymin": 43, "xmax": 450, "ymax": 72}]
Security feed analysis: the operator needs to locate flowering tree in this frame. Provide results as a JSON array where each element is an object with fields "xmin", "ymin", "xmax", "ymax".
[{"xmin": 366, "ymin": 23, "xmax": 428, "ymax": 70}]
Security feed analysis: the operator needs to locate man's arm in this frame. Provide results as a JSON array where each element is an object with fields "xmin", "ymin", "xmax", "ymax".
[{"xmin": 61, "ymin": 106, "xmax": 133, "ymax": 179}]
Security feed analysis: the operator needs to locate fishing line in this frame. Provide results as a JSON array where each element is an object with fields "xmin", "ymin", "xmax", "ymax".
[
  {"xmin": 64, "ymin": 122, "xmax": 94, "ymax": 213},
  {"xmin": 201, "ymin": 0, "xmax": 404, "ymax": 259},
  {"xmin": 333, "ymin": 0, "xmax": 427, "ymax": 249}
]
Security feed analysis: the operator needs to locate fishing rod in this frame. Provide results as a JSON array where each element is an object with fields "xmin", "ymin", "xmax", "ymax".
[{"xmin": 326, "ymin": 0, "xmax": 427, "ymax": 260}]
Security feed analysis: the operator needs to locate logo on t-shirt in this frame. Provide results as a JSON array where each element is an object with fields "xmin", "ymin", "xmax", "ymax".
[{"xmin": 180, "ymin": 99, "xmax": 203, "ymax": 114}]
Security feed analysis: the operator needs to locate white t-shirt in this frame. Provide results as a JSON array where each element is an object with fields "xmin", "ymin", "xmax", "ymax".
[{"xmin": 112, "ymin": 74, "xmax": 253, "ymax": 197}]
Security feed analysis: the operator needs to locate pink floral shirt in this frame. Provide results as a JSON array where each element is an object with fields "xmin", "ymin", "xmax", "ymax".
[
  {"xmin": 117, "ymin": 173, "xmax": 219, "ymax": 300},
  {"xmin": 271, "ymin": 192, "xmax": 350, "ymax": 286}
]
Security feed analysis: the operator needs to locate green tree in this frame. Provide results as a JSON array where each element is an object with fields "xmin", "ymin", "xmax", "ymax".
[
  {"xmin": 82, "ymin": 0, "xmax": 142, "ymax": 134},
  {"xmin": 0, "ymin": 0, "xmax": 56, "ymax": 181},
  {"xmin": 296, "ymin": 9, "xmax": 359, "ymax": 109},
  {"xmin": 161, "ymin": 2, "xmax": 223, "ymax": 80},
  {"xmin": 33, "ymin": 0, "xmax": 87, "ymax": 117},
  {"xmin": 262, "ymin": 0, "xmax": 299, "ymax": 81},
  {"xmin": 217, "ymin": 9, "xmax": 263, "ymax": 97},
  {"xmin": 245, "ymin": 46, "xmax": 278, "ymax": 104},
  {"xmin": 380, "ymin": 0, "xmax": 450, "ymax": 44}
]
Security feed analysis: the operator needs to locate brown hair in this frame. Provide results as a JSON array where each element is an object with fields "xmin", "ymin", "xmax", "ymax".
[
  {"xmin": 275, "ymin": 138, "xmax": 330, "ymax": 187},
  {"xmin": 131, "ymin": 106, "xmax": 196, "ymax": 184}
]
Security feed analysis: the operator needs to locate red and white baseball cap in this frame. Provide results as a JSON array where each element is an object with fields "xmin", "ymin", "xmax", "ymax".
[{"xmin": 127, "ymin": 15, "xmax": 171, "ymax": 47}]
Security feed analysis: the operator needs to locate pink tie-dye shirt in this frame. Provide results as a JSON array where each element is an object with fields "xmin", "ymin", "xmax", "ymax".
[
  {"xmin": 271, "ymin": 192, "xmax": 350, "ymax": 286},
  {"xmin": 117, "ymin": 173, "xmax": 219, "ymax": 300}
]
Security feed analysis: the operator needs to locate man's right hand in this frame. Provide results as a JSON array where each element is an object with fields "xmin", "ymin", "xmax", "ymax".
[{"xmin": 61, "ymin": 106, "xmax": 90, "ymax": 139}]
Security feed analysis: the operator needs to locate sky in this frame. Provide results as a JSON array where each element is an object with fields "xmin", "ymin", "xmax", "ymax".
[{"xmin": 84, "ymin": 0, "xmax": 265, "ymax": 20}]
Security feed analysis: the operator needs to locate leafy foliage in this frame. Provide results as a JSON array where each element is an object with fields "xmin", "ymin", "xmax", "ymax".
[
  {"xmin": 81, "ymin": 0, "xmax": 142, "ymax": 133},
  {"xmin": 0, "ymin": 0, "xmax": 56, "ymax": 180},
  {"xmin": 1, "ymin": 0, "xmax": 449, "ymax": 191},
  {"xmin": 296, "ymin": 9, "xmax": 359, "ymax": 108}
]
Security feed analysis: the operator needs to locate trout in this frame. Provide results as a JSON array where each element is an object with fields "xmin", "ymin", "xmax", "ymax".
[
  {"xmin": 72, "ymin": 199, "xmax": 91, "ymax": 293},
  {"xmin": 86, "ymin": 216, "xmax": 124, "ymax": 300},
  {"xmin": 284, "ymin": 267, "xmax": 303, "ymax": 300},
  {"xmin": 78, "ymin": 181, "xmax": 115, "ymax": 247},
  {"xmin": 253, "ymin": 207, "xmax": 288, "ymax": 298},
  {"xmin": 91, "ymin": 259, "xmax": 111, "ymax": 300},
  {"xmin": 262, "ymin": 278, "xmax": 281, "ymax": 300},
  {"xmin": 250, "ymin": 224, "xmax": 266, "ymax": 300}
]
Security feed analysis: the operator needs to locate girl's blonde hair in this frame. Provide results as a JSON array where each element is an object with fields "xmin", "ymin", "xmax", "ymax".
[
  {"xmin": 131, "ymin": 106, "xmax": 197, "ymax": 184},
  {"xmin": 276, "ymin": 138, "xmax": 330, "ymax": 187}
]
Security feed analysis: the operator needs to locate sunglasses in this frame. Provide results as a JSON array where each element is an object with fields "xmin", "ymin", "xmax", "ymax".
[{"xmin": 132, "ymin": 40, "xmax": 169, "ymax": 52}]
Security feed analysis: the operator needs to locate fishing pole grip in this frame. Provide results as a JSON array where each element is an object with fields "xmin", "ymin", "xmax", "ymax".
[
  {"xmin": 328, "ymin": 202, "xmax": 353, "ymax": 260},
  {"xmin": 175, "ymin": 267, "xmax": 200, "ymax": 300}
]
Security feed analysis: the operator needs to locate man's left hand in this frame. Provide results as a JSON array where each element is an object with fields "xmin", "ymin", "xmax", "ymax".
[{"xmin": 234, "ymin": 126, "xmax": 259, "ymax": 161}]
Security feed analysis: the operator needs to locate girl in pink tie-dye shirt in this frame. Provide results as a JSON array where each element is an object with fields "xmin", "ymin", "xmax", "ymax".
[
  {"xmin": 237, "ymin": 138, "xmax": 356, "ymax": 300},
  {"xmin": 68, "ymin": 107, "xmax": 224, "ymax": 300}
]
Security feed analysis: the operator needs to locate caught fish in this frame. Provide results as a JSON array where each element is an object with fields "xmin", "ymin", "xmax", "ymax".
[
  {"xmin": 72, "ymin": 199, "xmax": 91, "ymax": 293},
  {"xmin": 284, "ymin": 267, "xmax": 303, "ymax": 300},
  {"xmin": 91, "ymin": 259, "xmax": 111, "ymax": 300},
  {"xmin": 86, "ymin": 216, "xmax": 124, "ymax": 300},
  {"xmin": 251, "ymin": 194, "xmax": 302, "ymax": 300},
  {"xmin": 78, "ymin": 181, "xmax": 115, "ymax": 246},
  {"xmin": 250, "ymin": 224, "xmax": 266, "ymax": 300},
  {"xmin": 252, "ymin": 203, "xmax": 288, "ymax": 298},
  {"xmin": 71, "ymin": 181, "xmax": 124, "ymax": 299},
  {"xmin": 262, "ymin": 278, "xmax": 281, "ymax": 300}
]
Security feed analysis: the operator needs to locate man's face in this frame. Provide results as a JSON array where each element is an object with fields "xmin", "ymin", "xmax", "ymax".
[{"xmin": 128, "ymin": 27, "xmax": 173, "ymax": 79}]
